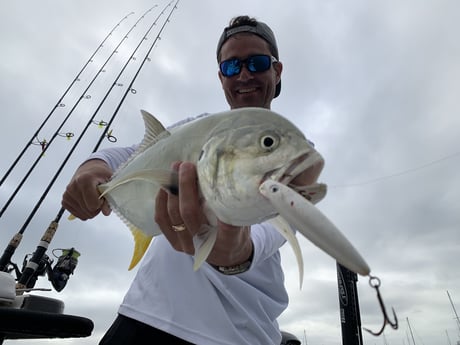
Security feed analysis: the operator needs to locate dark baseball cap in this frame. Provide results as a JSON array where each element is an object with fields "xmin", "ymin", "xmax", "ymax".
[{"xmin": 216, "ymin": 20, "xmax": 281, "ymax": 98}]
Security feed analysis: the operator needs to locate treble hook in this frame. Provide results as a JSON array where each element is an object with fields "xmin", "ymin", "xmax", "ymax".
[{"xmin": 363, "ymin": 275, "xmax": 398, "ymax": 336}]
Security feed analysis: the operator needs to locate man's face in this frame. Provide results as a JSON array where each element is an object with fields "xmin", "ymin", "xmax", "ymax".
[{"xmin": 218, "ymin": 33, "xmax": 282, "ymax": 110}]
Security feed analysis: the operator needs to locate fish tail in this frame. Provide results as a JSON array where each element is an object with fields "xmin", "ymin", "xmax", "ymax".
[{"xmin": 129, "ymin": 227, "xmax": 153, "ymax": 270}]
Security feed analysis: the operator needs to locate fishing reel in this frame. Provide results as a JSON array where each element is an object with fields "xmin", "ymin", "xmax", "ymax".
[
  {"xmin": 15, "ymin": 247, "xmax": 80, "ymax": 292},
  {"xmin": 48, "ymin": 248, "xmax": 80, "ymax": 292}
]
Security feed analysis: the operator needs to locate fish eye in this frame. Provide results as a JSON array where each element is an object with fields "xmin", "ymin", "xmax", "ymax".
[
  {"xmin": 260, "ymin": 132, "xmax": 279, "ymax": 151},
  {"xmin": 270, "ymin": 185, "xmax": 279, "ymax": 193}
]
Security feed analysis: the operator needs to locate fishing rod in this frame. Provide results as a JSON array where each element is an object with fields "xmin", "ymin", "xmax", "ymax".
[
  {"xmin": 0, "ymin": 5, "xmax": 158, "ymax": 219},
  {"xmin": 16, "ymin": 1, "xmax": 174, "ymax": 234},
  {"xmin": 337, "ymin": 263, "xmax": 364, "ymax": 345},
  {"xmin": 4, "ymin": 1, "xmax": 180, "ymax": 292},
  {"xmin": 0, "ymin": 5, "xmax": 161, "ymax": 271},
  {"xmin": 0, "ymin": 7, "xmax": 156, "ymax": 272},
  {"xmin": 0, "ymin": 11, "xmax": 134, "ymax": 188},
  {"xmin": 93, "ymin": 0, "xmax": 180, "ymax": 152}
]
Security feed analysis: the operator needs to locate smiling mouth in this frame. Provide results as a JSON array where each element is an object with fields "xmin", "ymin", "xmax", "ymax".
[{"xmin": 237, "ymin": 87, "xmax": 258, "ymax": 94}]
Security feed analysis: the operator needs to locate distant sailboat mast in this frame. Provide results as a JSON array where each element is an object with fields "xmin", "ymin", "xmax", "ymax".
[
  {"xmin": 406, "ymin": 317, "xmax": 417, "ymax": 345},
  {"xmin": 446, "ymin": 290, "xmax": 460, "ymax": 345},
  {"xmin": 446, "ymin": 329, "xmax": 452, "ymax": 345}
]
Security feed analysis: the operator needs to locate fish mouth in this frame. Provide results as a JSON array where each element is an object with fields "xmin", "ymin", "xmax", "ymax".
[{"xmin": 262, "ymin": 150, "xmax": 324, "ymax": 198}]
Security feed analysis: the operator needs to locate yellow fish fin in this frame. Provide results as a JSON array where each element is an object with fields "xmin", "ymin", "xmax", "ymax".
[{"xmin": 128, "ymin": 227, "xmax": 153, "ymax": 270}]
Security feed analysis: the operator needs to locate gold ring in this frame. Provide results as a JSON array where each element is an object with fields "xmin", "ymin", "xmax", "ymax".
[{"xmin": 172, "ymin": 223, "xmax": 186, "ymax": 232}]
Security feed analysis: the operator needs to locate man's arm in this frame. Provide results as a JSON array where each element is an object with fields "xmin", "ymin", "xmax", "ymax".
[{"xmin": 61, "ymin": 146, "xmax": 136, "ymax": 220}]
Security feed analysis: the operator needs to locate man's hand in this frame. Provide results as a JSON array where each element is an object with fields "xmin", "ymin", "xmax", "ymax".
[
  {"xmin": 155, "ymin": 162, "xmax": 253, "ymax": 267},
  {"xmin": 61, "ymin": 159, "xmax": 112, "ymax": 220}
]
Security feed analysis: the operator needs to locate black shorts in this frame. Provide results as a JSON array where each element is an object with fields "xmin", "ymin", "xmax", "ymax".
[{"xmin": 99, "ymin": 314, "xmax": 195, "ymax": 345}]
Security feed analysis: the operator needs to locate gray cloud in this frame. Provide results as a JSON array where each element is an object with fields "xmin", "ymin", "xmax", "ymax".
[{"xmin": 1, "ymin": 1, "xmax": 459, "ymax": 344}]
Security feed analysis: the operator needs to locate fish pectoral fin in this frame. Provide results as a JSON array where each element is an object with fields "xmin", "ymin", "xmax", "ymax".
[
  {"xmin": 268, "ymin": 216, "xmax": 304, "ymax": 290},
  {"xmin": 192, "ymin": 225, "xmax": 218, "ymax": 271},
  {"xmin": 129, "ymin": 227, "xmax": 153, "ymax": 270},
  {"xmin": 98, "ymin": 169, "xmax": 179, "ymax": 197}
]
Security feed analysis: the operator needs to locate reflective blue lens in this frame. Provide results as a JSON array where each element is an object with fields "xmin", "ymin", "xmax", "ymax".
[{"xmin": 220, "ymin": 55, "xmax": 274, "ymax": 77}]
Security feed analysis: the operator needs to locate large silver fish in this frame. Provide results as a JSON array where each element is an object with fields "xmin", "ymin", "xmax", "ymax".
[{"xmin": 98, "ymin": 107, "xmax": 370, "ymax": 286}]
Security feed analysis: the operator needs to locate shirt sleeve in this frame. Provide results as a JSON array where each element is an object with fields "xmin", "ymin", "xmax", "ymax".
[
  {"xmin": 86, "ymin": 145, "xmax": 138, "ymax": 171},
  {"xmin": 250, "ymin": 222, "xmax": 287, "ymax": 266}
]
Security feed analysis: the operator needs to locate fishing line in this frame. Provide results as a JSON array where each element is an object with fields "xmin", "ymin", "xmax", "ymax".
[
  {"xmin": 0, "ymin": 11, "xmax": 134, "ymax": 188},
  {"xmin": 0, "ymin": 6, "xmax": 158, "ymax": 218},
  {"xmin": 2, "ymin": 1, "xmax": 180, "ymax": 290},
  {"xmin": 329, "ymin": 150, "xmax": 460, "ymax": 189}
]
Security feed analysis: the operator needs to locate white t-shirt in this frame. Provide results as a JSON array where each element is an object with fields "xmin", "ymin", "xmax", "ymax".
[
  {"xmin": 89, "ymin": 120, "xmax": 290, "ymax": 344},
  {"xmin": 118, "ymin": 225, "xmax": 288, "ymax": 345}
]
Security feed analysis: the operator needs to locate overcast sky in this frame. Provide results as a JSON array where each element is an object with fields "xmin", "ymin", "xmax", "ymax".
[{"xmin": 1, "ymin": 1, "xmax": 459, "ymax": 344}]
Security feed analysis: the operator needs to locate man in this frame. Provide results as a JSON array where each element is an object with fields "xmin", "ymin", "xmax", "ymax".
[{"xmin": 62, "ymin": 16, "xmax": 321, "ymax": 344}]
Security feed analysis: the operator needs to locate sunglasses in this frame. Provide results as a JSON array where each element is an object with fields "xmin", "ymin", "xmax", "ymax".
[{"xmin": 219, "ymin": 54, "xmax": 278, "ymax": 77}]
